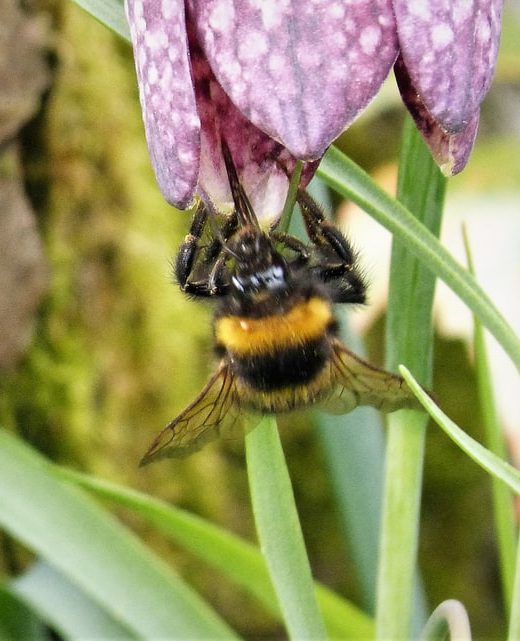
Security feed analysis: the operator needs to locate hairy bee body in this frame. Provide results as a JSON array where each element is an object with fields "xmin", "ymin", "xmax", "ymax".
[
  {"xmin": 139, "ymin": 145, "xmax": 424, "ymax": 465},
  {"xmin": 214, "ymin": 284, "xmax": 336, "ymax": 413}
]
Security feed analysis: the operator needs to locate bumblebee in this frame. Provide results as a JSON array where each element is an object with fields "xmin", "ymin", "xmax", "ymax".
[{"xmin": 140, "ymin": 145, "xmax": 421, "ymax": 465}]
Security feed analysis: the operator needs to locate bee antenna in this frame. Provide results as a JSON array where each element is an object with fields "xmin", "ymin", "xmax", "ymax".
[{"xmin": 221, "ymin": 139, "xmax": 260, "ymax": 229}]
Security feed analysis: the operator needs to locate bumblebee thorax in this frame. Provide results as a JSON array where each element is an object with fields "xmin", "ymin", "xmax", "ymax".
[{"xmin": 228, "ymin": 228, "xmax": 289, "ymax": 297}]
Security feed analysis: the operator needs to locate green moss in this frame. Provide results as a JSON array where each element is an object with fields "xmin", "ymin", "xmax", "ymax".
[{"xmin": 6, "ymin": 1, "xmax": 207, "ymax": 491}]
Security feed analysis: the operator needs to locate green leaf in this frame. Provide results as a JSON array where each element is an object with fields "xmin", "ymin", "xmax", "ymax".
[
  {"xmin": 56, "ymin": 465, "xmax": 372, "ymax": 639},
  {"xmin": 73, "ymin": 0, "xmax": 130, "ymax": 41},
  {"xmin": 0, "ymin": 428, "xmax": 238, "ymax": 641},
  {"xmin": 318, "ymin": 146, "xmax": 520, "ymax": 373},
  {"xmin": 246, "ymin": 416, "xmax": 328, "ymax": 641},
  {"xmin": 0, "ymin": 582, "xmax": 46, "ymax": 641},
  {"xmin": 462, "ymin": 227, "xmax": 517, "ymax": 610},
  {"xmin": 12, "ymin": 562, "xmax": 137, "ymax": 640},
  {"xmin": 398, "ymin": 367, "xmax": 520, "ymax": 496}
]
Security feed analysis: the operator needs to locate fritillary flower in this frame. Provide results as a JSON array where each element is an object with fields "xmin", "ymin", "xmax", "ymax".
[{"xmin": 125, "ymin": 0, "xmax": 503, "ymax": 218}]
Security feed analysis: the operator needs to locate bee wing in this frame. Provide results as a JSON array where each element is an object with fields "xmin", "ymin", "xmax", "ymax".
[
  {"xmin": 321, "ymin": 339, "xmax": 423, "ymax": 415},
  {"xmin": 140, "ymin": 362, "xmax": 241, "ymax": 465}
]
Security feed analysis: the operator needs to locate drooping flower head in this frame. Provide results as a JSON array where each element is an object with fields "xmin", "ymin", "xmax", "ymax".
[
  {"xmin": 125, "ymin": 0, "xmax": 503, "ymax": 220},
  {"xmin": 393, "ymin": 0, "xmax": 502, "ymax": 174}
]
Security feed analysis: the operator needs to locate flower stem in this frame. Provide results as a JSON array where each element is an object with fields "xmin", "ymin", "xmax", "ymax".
[
  {"xmin": 245, "ymin": 416, "xmax": 328, "ymax": 641},
  {"xmin": 277, "ymin": 160, "xmax": 303, "ymax": 234},
  {"xmin": 375, "ymin": 410, "xmax": 428, "ymax": 639},
  {"xmin": 375, "ymin": 117, "xmax": 446, "ymax": 639}
]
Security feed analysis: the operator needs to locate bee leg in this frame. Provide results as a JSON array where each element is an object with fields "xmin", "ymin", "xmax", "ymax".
[
  {"xmin": 175, "ymin": 258, "xmax": 229, "ymax": 297},
  {"xmin": 297, "ymin": 190, "xmax": 356, "ymax": 264},
  {"xmin": 319, "ymin": 266, "xmax": 367, "ymax": 304},
  {"xmin": 209, "ymin": 254, "xmax": 230, "ymax": 295},
  {"xmin": 185, "ymin": 209, "xmax": 237, "ymax": 297},
  {"xmin": 297, "ymin": 190, "xmax": 366, "ymax": 304},
  {"xmin": 175, "ymin": 202, "xmax": 237, "ymax": 298},
  {"xmin": 202, "ymin": 207, "xmax": 239, "ymax": 267},
  {"xmin": 270, "ymin": 232, "xmax": 310, "ymax": 265},
  {"xmin": 175, "ymin": 200, "xmax": 210, "ymax": 290}
]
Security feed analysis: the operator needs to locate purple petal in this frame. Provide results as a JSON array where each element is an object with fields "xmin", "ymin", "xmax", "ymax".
[
  {"xmin": 393, "ymin": 0, "xmax": 503, "ymax": 133},
  {"xmin": 188, "ymin": 16, "xmax": 317, "ymax": 223},
  {"xmin": 395, "ymin": 56, "xmax": 479, "ymax": 175},
  {"xmin": 189, "ymin": 0, "xmax": 398, "ymax": 159},
  {"xmin": 125, "ymin": 0, "xmax": 201, "ymax": 208}
]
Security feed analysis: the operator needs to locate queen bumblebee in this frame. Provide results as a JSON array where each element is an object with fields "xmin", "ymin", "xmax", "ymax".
[{"xmin": 140, "ymin": 145, "xmax": 422, "ymax": 465}]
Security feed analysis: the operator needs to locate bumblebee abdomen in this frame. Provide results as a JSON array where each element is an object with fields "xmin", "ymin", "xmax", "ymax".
[
  {"xmin": 233, "ymin": 355, "xmax": 334, "ymax": 414},
  {"xmin": 232, "ymin": 337, "xmax": 330, "ymax": 392}
]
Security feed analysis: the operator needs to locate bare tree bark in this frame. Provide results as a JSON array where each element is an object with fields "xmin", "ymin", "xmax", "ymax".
[{"xmin": 0, "ymin": 0, "xmax": 50, "ymax": 369}]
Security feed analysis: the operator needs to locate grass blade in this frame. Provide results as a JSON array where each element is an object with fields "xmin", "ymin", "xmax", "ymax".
[
  {"xmin": 0, "ymin": 583, "xmax": 46, "ymax": 641},
  {"xmin": 399, "ymin": 365, "xmax": 520, "ymax": 641},
  {"xmin": 463, "ymin": 227, "xmax": 517, "ymax": 610},
  {"xmin": 399, "ymin": 367, "xmax": 520, "ymax": 495},
  {"xmin": 305, "ymin": 177, "xmax": 428, "ymax": 624},
  {"xmin": 246, "ymin": 416, "xmax": 328, "ymax": 641},
  {"xmin": 73, "ymin": 0, "xmax": 129, "ymax": 40},
  {"xmin": 12, "ymin": 562, "xmax": 137, "ymax": 640},
  {"xmin": 318, "ymin": 146, "xmax": 520, "ymax": 372},
  {"xmin": 278, "ymin": 160, "xmax": 303, "ymax": 234},
  {"xmin": 0, "ymin": 428, "xmax": 238, "ymax": 641},
  {"xmin": 56, "ymin": 465, "xmax": 373, "ymax": 639}
]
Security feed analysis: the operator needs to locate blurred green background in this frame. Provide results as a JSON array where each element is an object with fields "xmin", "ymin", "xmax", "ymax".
[{"xmin": 1, "ymin": 1, "xmax": 520, "ymax": 639}]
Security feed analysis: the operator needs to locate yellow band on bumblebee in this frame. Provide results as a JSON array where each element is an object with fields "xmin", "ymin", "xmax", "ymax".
[{"xmin": 215, "ymin": 296, "xmax": 332, "ymax": 355}]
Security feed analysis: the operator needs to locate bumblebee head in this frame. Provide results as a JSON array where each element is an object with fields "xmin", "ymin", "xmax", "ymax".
[{"xmin": 228, "ymin": 229, "xmax": 289, "ymax": 296}]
